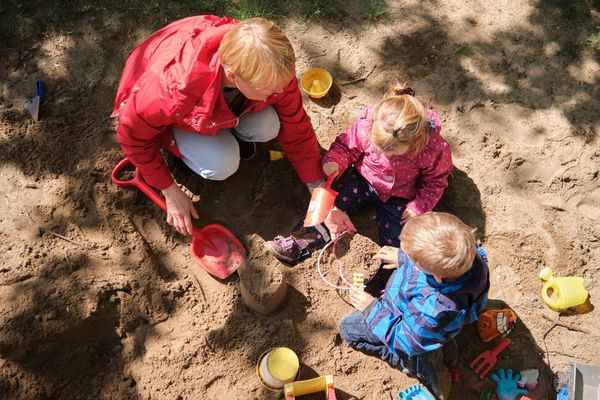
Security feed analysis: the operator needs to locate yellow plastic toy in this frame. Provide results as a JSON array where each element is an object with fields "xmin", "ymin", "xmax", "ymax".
[
  {"xmin": 300, "ymin": 68, "xmax": 333, "ymax": 99},
  {"xmin": 284, "ymin": 375, "xmax": 336, "ymax": 400},
  {"xmin": 269, "ymin": 150, "xmax": 285, "ymax": 161},
  {"xmin": 257, "ymin": 347, "xmax": 300, "ymax": 390},
  {"xmin": 539, "ymin": 267, "xmax": 588, "ymax": 311},
  {"xmin": 352, "ymin": 273, "xmax": 364, "ymax": 290}
]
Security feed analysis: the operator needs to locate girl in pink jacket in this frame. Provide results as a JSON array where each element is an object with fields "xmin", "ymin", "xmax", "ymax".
[{"xmin": 266, "ymin": 82, "xmax": 452, "ymax": 263}]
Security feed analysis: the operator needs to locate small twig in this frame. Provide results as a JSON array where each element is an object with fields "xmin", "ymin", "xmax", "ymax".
[
  {"xmin": 541, "ymin": 313, "xmax": 591, "ymax": 334},
  {"xmin": 322, "ymin": 25, "xmax": 336, "ymax": 35},
  {"xmin": 341, "ymin": 65, "xmax": 376, "ymax": 86},
  {"xmin": 127, "ymin": 216, "xmax": 170, "ymax": 279},
  {"xmin": 42, "ymin": 228, "xmax": 110, "ymax": 260},
  {"xmin": 307, "ymin": 51, "xmax": 327, "ymax": 61},
  {"xmin": 338, "ymin": 87, "xmax": 356, "ymax": 99},
  {"xmin": 42, "ymin": 229, "xmax": 91, "ymax": 250},
  {"xmin": 315, "ymin": 110, "xmax": 334, "ymax": 122},
  {"xmin": 549, "ymin": 350, "xmax": 590, "ymax": 362},
  {"xmin": 191, "ymin": 273, "xmax": 208, "ymax": 303}
]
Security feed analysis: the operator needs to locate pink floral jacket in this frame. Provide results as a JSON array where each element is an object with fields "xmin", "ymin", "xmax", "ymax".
[{"xmin": 321, "ymin": 107, "xmax": 452, "ymax": 215}]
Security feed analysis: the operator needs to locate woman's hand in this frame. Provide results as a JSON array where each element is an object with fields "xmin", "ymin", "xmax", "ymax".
[
  {"xmin": 324, "ymin": 207, "xmax": 356, "ymax": 237},
  {"xmin": 349, "ymin": 286, "xmax": 375, "ymax": 311},
  {"xmin": 401, "ymin": 208, "xmax": 417, "ymax": 223},
  {"xmin": 161, "ymin": 183, "xmax": 199, "ymax": 235},
  {"xmin": 373, "ymin": 246, "xmax": 400, "ymax": 269},
  {"xmin": 322, "ymin": 161, "xmax": 340, "ymax": 178}
]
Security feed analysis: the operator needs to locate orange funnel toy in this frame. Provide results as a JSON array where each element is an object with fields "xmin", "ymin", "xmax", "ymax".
[
  {"xmin": 304, "ymin": 175, "xmax": 337, "ymax": 227},
  {"xmin": 111, "ymin": 158, "xmax": 245, "ymax": 279}
]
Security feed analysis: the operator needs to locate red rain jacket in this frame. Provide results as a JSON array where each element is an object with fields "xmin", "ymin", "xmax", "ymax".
[{"xmin": 112, "ymin": 15, "xmax": 323, "ymax": 190}]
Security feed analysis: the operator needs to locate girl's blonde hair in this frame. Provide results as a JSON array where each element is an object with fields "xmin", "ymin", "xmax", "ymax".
[
  {"xmin": 400, "ymin": 212, "xmax": 476, "ymax": 279},
  {"xmin": 219, "ymin": 18, "xmax": 296, "ymax": 91},
  {"xmin": 371, "ymin": 81, "xmax": 428, "ymax": 155}
]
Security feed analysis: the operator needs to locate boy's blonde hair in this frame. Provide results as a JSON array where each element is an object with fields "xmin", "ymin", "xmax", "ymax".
[
  {"xmin": 219, "ymin": 18, "xmax": 296, "ymax": 90},
  {"xmin": 371, "ymin": 81, "xmax": 428, "ymax": 155},
  {"xmin": 400, "ymin": 212, "xmax": 476, "ymax": 279}
]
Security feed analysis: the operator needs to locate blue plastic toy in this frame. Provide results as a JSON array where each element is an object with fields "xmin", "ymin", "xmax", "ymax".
[
  {"xmin": 36, "ymin": 80, "xmax": 46, "ymax": 104},
  {"xmin": 25, "ymin": 79, "xmax": 46, "ymax": 120},
  {"xmin": 557, "ymin": 387, "xmax": 568, "ymax": 400},
  {"xmin": 397, "ymin": 384, "xmax": 434, "ymax": 400},
  {"xmin": 489, "ymin": 369, "xmax": 528, "ymax": 400}
]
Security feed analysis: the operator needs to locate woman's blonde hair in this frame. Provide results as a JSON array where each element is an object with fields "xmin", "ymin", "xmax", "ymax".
[
  {"xmin": 371, "ymin": 81, "xmax": 428, "ymax": 155},
  {"xmin": 400, "ymin": 212, "xmax": 476, "ymax": 279},
  {"xmin": 219, "ymin": 18, "xmax": 296, "ymax": 90}
]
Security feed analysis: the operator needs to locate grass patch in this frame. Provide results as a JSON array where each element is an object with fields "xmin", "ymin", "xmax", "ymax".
[
  {"xmin": 0, "ymin": 0, "xmax": 357, "ymax": 55},
  {"xmin": 363, "ymin": 0, "xmax": 386, "ymax": 23},
  {"xmin": 291, "ymin": 0, "xmax": 344, "ymax": 21},
  {"xmin": 227, "ymin": 0, "xmax": 279, "ymax": 20},
  {"xmin": 584, "ymin": 26, "xmax": 600, "ymax": 51}
]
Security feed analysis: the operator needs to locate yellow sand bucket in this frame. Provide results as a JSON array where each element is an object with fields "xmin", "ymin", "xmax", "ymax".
[
  {"xmin": 257, "ymin": 347, "xmax": 300, "ymax": 390},
  {"xmin": 301, "ymin": 68, "xmax": 333, "ymax": 99}
]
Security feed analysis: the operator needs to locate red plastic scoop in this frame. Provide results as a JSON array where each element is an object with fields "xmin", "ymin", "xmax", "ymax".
[
  {"xmin": 111, "ymin": 158, "xmax": 245, "ymax": 279},
  {"xmin": 303, "ymin": 175, "xmax": 337, "ymax": 227}
]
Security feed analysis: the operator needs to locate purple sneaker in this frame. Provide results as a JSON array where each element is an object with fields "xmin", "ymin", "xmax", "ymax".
[{"xmin": 265, "ymin": 235, "xmax": 309, "ymax": 264}]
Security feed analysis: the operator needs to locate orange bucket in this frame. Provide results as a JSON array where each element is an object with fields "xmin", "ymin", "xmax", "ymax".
[{"xmin": 303, "ymin": 175, "xmax": 337, "ymax": 227}]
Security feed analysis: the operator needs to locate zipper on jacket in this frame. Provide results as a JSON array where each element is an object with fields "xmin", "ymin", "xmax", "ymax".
[{"xmin": 206, "ymin": 101, "xmax": 261, "ymax": 129}]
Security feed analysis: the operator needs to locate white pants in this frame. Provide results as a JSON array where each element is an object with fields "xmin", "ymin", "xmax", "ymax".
[{"xmin": 173, "ymin": 106, "xmax": 279, "ymax": 180}]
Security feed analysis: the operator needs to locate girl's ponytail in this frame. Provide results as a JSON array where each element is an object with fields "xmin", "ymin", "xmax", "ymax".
[
  {"xmin": 372, "ymin": 80, "xmax": 429, "ymax": 155},
  {"xmin": 384, "ymin": 81, "xmax": 416, "ymax": 98}
]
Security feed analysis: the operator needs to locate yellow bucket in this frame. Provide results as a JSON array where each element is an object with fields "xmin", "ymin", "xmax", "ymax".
[
  {"xmin": 301, "ymin": 68, "xmax": 333, "ymax": 99},
  {"xmin": 257, "ymin": 347, "xmax": 300, "ymax": 390}
]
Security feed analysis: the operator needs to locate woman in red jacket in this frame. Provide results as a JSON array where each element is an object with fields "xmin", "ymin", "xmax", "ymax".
[{"xmin": 112, "ymin": 16, "xmax": 323, "ymax": 235}]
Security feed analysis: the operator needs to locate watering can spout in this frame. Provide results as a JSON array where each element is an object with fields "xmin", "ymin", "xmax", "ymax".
[{"xmin": 539, "ymin": 266, "xmax": 554, "ymax": 281}]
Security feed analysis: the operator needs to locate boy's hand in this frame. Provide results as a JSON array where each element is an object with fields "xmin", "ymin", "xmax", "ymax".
[
  {"xmin": 322, "ymin": 161, "xmax": 340, "ymax": 178},
  {"xmin": 373, "ymin": 246, "xmax": 400, "ymax": 269},
  {"xmin": 401, "ymin": 208, "xmax": 417, "ymax": 223},
  {"xmin": 349, "ymin": 286, "xmax": 375, "ymax": 311},
  {"xmin": 324, "ymin": 207, "xmax": 357, "ymax": 236}
]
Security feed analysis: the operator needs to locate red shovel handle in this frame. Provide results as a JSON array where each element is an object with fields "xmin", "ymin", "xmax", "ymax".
[
  {"xmin": 490, "ymin": 337, "xmax": 511, "ymax": 357},
  {"xmin": 111, "ymin": 158, "xmax": 167, "ymax": 213},
  {"xmin": 324, "ymin": 174, "xmax": 335, "ymax": 189}
]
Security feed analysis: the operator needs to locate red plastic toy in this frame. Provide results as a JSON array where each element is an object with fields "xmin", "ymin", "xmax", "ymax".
[
  {"xmin": 470, "ymin": 338, "xmax": 511, "ymax": 379},
  {"xmin": 111, "ymin": 158, "xmax": 246, "ymax": 279}
]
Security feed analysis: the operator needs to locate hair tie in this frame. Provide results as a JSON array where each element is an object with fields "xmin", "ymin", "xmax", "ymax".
[{"xmin": 401, "ymin": 87, "xmax": 416, "ymax": 97}]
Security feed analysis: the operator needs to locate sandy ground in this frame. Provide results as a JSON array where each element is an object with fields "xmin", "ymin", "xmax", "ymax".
[{"xmin": 1, "ymin": 1, "xmax": 599, "ymax": 399}]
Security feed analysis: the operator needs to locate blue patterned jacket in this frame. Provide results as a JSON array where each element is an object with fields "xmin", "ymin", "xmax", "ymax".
[{"xmin": 363, "ymin": 247, "xmax": 490, "ymax": 357}]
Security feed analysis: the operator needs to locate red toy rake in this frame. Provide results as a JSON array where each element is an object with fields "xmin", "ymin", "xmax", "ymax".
[{"xmin": 470, "ymin": 337, "xmax": 511, "ymax": 379}]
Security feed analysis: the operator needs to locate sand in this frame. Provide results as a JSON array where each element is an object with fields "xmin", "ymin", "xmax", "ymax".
[{"xmin": 0, "ymin": 1, "xmax": 599, "ymax": 399}]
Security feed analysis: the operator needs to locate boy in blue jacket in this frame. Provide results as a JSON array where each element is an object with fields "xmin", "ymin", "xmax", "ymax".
[{"xmin": 340, "ymin": 212, "xmax": 490, "ymax": 399}]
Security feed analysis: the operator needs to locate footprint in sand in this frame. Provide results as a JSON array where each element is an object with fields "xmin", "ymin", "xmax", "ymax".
[
  {"xmin": 576, "ymin": 188, "xmax": 600, "ymax": 220},
  {"xmin": 565, "ymin": 188, "xmax": 600, "ymax": 220}
]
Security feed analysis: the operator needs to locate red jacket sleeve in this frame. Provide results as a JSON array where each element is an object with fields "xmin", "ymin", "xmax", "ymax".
[
  {"xmin": 116, "ymin": 74, "xmax": 175, "ymax": 190},
  {"xmin": 272, "ymin": 78, "xmax": 323, "ymax": 183}
]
